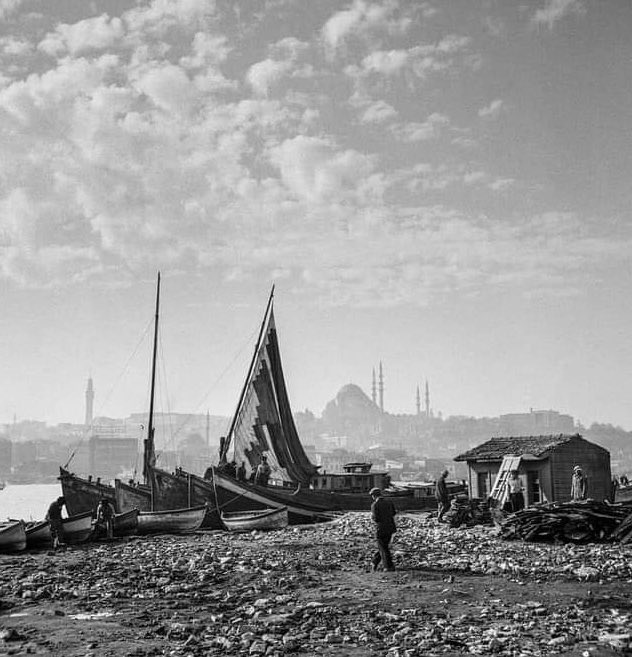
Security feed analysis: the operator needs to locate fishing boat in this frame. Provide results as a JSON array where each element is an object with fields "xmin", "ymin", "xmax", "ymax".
[
  {"xmin": 0, "ymin": 521, "xmax": 27, "ymax": 552},
  {"xmin": 92, "ymin": 508, "xmax": 140, "ymax": 540},
  {"xmin": 59, "ymin": 468, "xmax": 115, "ymax": 516},
  {"xmin": 137, "ymin": 504, "xmax": 206, "ymax": 535},
  {"xmin": 221, "ymin": 506, "xmax": 288, "ymax": 532}
]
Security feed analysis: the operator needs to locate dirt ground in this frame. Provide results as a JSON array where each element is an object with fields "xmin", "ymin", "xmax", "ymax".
[{"xmin": 1, "ymin": 512, "xmax": 631, "ymax": 656}]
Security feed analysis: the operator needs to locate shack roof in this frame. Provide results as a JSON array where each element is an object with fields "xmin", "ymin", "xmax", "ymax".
[{"xmin": 454, "ymin": 433, "xmax": 581, "ymax": 462}]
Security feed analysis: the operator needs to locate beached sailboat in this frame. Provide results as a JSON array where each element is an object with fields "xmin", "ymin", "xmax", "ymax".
[
  {"xmin": 207, "ymin": 288, "xmax": 336, "ymax": 524},
  {"xmin": 114, "ymin": 273, "xmax": 206, "ymax": 534},
  {"xmin": 60, "ymin": 274, "xmax": 215, "ymax": 531},
  {"xmin": 0, "ymin": 520, "xmax": 27, "ymax": 552},
  {"xmin": 221, "ymin": 506, "xmax": 289, "ymax": 532}
]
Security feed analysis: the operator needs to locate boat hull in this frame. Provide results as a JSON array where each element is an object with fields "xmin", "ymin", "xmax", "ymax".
[
  {"xmin": 0, "ymin": 521, "xmax": 27, "ymax": 552},
  {"xmin": 59, "ymin": 467, "xmax": 116, "ymax": 515},
  {"xmin": 211, "ymin": 471, "xmax": 334, "ymax": 525},
  {"xmin": 222, "ymin": 506, "xmax": 288, "ymax": 532},
  {"xmin": 62, "ymin": 511, "xmax": 95, "ymax": 544},
  {"xmin": 137, "ymin": 504, "xmax": 207, "ymax": 535}
]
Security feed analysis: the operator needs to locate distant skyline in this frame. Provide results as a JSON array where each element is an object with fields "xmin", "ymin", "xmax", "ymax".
[{"xmin": 1, "ymin": 1, "xmax": 631, "ymax": 430}]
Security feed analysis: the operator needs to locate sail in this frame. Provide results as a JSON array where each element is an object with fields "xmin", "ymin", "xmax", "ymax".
[{"xmin": 226, "ymin": 307, "xmax": 318, "ymax": 485}]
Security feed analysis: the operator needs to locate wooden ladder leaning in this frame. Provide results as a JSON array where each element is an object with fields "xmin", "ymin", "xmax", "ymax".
[{"xmin": 489, "ymin": 455, "xmax": 522, "ymax": 507}]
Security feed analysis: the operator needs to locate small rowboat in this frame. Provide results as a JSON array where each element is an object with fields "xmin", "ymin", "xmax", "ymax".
[
  {"xmin": 137, "ymin": 504, "xmax": 207, "ymax": 535},
  {"xmin": 0, "ymin": 521, "xmax": 27, "ymax": 552},
  {"xmin": 221, "ymin": 506, "xmax": 289, "ymax": 532},
  {"xmin": 26, "ymin": 511, "xmax": 94, "ymax": 547}
]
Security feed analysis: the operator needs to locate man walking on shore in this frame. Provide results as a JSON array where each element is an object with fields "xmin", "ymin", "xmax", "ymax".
[{"xmin": 370, "ymin": 487, "xmax": 396, "ymax": 572}]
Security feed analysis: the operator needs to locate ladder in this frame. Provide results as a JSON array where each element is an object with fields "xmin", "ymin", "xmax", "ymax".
[{"xmin": 489, "ymin": 455, "xmax": 522, "ymax": 507}]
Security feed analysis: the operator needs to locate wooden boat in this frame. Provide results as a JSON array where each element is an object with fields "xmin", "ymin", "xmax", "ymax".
[
  {"xmin": 113, "ymin": 508, "xmax": 139, "ymax": 535},
  {"xmin": 0, "ymin": 521, "xmax": 26, "ymax": 552},
  {"xmin": 137, "ymin": 504, "xmax": 207, "ymax": 535},
  {"xmin": 59, "ymin": 467, "xmax": 115, "ymax": 516},
  {"xmin": 221, "ymin": 506, "xmax": 288, "ymax": 532},
  {"xmin": 25, "ymin": 511, "xmax": 95, "ymax": 547}
]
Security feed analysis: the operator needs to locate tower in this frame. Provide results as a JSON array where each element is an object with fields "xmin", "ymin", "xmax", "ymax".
[
  {"xmin": 378, "ymin": 361, "xmax": 384, "ymax": 412},
  {"xmin": 85, "ymin": 377, "xmax": 94, "ymax": 427},
  {"xmin": 371, "ymin": 368, "xmax": 377, "ymax": 405},
  {"xmin": 416, "ymin": 385, "xmax": 421, "ymax": 415},
  {"xmin": 425, "ymin": 380, "xmax": 430, "ymax": 418}
]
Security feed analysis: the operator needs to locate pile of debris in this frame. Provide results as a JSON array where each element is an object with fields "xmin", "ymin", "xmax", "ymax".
[
  {"xmin": 500, "ymin": 500, "xmax": 632, "ymax": 544},
  {"xmin": 444, "ymin": 496, "xmax": 493, "ymax": 528}
]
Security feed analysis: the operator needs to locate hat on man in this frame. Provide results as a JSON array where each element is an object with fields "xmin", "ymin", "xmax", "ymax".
[
  {"xmin": 573, "ymin": 465, "xmax": 581, "ymax": 472},
  {"xmin": 369, "ymin": 487, "xmax": 382, "ymax": 497}
]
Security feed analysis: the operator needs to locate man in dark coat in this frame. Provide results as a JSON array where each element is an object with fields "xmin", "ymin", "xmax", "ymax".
[
  {"xmin": 45, "ymin": 496, "xmax": 66, "ymax": 550},
  {"xmin": 370, "ymin": 487, "xmax": 396, "ymax": 572},
  {"xmin": 96, "ymin": 496, "xmax": 116, "ymax": 540},
  {"xmin": 435, "ymin": 469, "xmax": 450, "ymax": 522}
]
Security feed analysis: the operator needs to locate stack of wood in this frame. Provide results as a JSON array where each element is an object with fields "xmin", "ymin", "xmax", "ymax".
[
  {"xmin": 445, "ymin": 497, "xmax": 493, "ymax": 528},
  {"xmin": 500, "ymin": 500, "xmax": 632, "ymax": 544}
]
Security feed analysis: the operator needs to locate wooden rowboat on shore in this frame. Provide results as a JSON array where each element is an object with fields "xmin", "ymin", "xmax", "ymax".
[
  {"xmin": 137, "ymin": 504, "xmax": 207, "ymax": 535},
  {"xmin": 25, "ymin": 511, "xmax": 94, "ymax": 548},
  {"xmin": 0, "ymin": 521, "xmax": 27, "ymax": 552},
  {"xmin": 221, "ymin": 506, "xmax": 289, "ymax": 532}
]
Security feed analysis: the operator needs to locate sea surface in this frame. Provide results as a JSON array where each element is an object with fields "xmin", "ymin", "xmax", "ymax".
[{"xmin": 0, "ymin": 483, "xmax": 63, "ymax": 522}]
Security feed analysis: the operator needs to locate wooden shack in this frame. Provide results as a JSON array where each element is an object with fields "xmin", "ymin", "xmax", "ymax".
[{"xmin": 454, "ymin": 433, "xmax": 611, "ymax": 505}]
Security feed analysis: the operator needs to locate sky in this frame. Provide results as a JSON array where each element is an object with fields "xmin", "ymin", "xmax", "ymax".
[{"xmin": 1, "ymin": 0, "xmax": 631, "ymax": 431}]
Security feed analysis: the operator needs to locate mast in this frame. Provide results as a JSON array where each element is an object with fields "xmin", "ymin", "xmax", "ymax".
[
  {"xmin": 143, "ymin": 272, "xmax": 161, "ymax": 509},
  {"xmin": 221, "ymin": 285, "xmax": 275, "ymax": 461}
]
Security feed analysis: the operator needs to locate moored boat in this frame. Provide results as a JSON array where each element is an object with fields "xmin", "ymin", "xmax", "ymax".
[
  {"xmin": 221, "ymin": 506, "xmax": 288, "ymax": 532},
  {"xmin": 137, "ymin": 504, "xmax": 207, "ymax": 535},
  {"xmin": 59, "ymin": 467, "xmax": 115, "ymax": 516},
  {"xmin": 0, "ymin": 521, "xmax": 27, "ymax": 552}
]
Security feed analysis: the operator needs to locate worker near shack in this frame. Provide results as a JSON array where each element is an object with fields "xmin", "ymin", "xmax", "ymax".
[
  {"xmin": 96, "ymin": 496, "xmax": 116, "ymax": 540},
  {"xmin": 370, "ymin": 487, "xmax": 396, "ymax": 572},
  {"xmin": 45, "ymin": 496, "xmax": 66, "ymax": 550},
  {"xmin": 435, "ymin": 469, "xmax": 450, "ymax": 523},
  {"xmin": 571, "ymin": 465, "xmax": 587, "ymax": 501},
  {"xmin": 507, "ymin": 470, "xmax": 525, "ymax": 512}
]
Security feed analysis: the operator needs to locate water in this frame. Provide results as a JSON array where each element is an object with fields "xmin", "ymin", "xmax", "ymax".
[{"xmin": 0, "ymin": 483, "xmax": 63, "ymax": 522}]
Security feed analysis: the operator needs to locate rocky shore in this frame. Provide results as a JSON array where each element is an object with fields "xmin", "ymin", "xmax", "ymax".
[{"xmin": 1, "ymin": 512, "xmax": 632, "ymax": 656}]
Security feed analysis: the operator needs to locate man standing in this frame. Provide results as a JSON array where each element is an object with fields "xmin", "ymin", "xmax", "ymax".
[
  {"xmin": 96, "ymin": 496, "xmax": 116, "ymax": 540},
  {"xmin": 45, "ymin": 496, "xmax": 66, "ymax": 550},
  {"xmin": 255, "ymin": 455, "xmax": 271, "ymax": 486},
  {"xmin": 370, "ymin": 487, "xmax": 396, "ymax": 572},
  {"xmin": 571, "ymin": 465, "xmax": 587, "ymax": 501},
  {"xmin": 507, "ymin": 470, "xmax": 525, "ymax": 512},
  {"xmin": 236, "ymin": 461, "xmax": 247, "ymax": 481},
  {"xmin": 435, "ymin": 469, "xmax": 450, "ymax": 522}
]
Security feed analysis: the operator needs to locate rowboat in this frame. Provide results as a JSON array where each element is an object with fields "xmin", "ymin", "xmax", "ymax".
[
  {"xmin": 0, "ymin": 521, "xmax": 27, "ymax": 552},
  {"xmin": 137, "ymin": 504, "xmax": 207, "ymax": 535},
  {"xmin": 114, "ymin": 508, "xmax": 139, "ymax": 535},
  {"xmin": 26, "ymin": 512, "xmax": 95, "ymax": 547},
  {"xmin": 221, "ymin": 506, "xmax": 288, "ymax": 532}
]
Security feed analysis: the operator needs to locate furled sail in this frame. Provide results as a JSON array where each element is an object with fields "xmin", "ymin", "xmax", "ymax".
[{"xmin": 222, "ymin": 298, "xmax": 318, "ymax": 485}]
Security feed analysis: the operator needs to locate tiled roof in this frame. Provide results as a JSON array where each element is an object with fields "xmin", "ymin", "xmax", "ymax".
[{"xmin": 454, "ymin": 433, "xmax": 580, "ymax": 462}]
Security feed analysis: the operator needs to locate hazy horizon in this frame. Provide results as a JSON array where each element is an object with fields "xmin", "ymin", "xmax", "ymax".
[{"xmin": 1, "ymin": 1, "xmax": 631, "ymax": 431}]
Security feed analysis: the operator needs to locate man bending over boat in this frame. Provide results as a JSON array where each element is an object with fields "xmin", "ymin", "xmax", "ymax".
[
  {"xmin": 46, "ymin": 497, "xmax": 66, "ymax": 550},
  {"xmin": 370, "ymin": 487, "xmax": 396, "ymax": 572}
]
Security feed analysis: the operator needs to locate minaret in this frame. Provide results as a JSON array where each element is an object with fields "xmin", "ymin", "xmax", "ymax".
[
  {"xmin": 378, "ymin": 361, "xmax": 384, "ymax": 412},
  {"xmin": 425, "ymin": 380, "xmax": 430, "ymax": 418},
  {"xmin": 416, "ymin": 385, "xmax": 421, "ymax": 415},
  {"xmin": 371, "ymin": 368, "xmax": 377, "ymax": 405},
  {"xmin": 85, "ymin": 377, "xmax": 94, "ymax": 427}
]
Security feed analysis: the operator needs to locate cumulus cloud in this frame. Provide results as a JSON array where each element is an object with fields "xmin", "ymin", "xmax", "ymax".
[
  {"xmin": 478, "ymin": 98, "xmax": 504, "ymax": 120},
  {"xmin": 38, "ymin": 15, "xmax": 125, "ymax": 57},
  {"xmin": 392, "ymin": 113, "xmax": 450, "ymax": 142},
  {"xmin": 532, "ymin": 0, "xmax": 586, "ymax": 29},
  {"xmin": 321, "ymin": 0, "xmax": 410, "ymax": 53},
  {"xmin": 359, "ymin": 99, "xmax": 397, "ymax": 123},
  {"xmin": 247, "ymin": 58, "xmax": 293, "ymax": 96}
]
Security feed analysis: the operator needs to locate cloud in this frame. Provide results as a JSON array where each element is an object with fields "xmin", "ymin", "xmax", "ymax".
[
  {"xmin": 478, "ymin": 98, "xmax": 504, "ymax": 120},
  {"xmin": 268, "ymin": 135, "xmax": 376, "ymax": 203},
  {"xmin": 321, "ymin": 0, "xmax": 410, "ymax": 53},
  {"xmin": 532, "ymin": 0, "xmax": 586, "ymax": 30},
  {"xmin": 391, "ymin": 113, "xmax": 450, "ymax": 142},
  {"xmin": 359, "ymin": 99, "xmax": 397, "ymax": 124},
  {"xmin": 0, "ymin": 0, "xmax": 24, "ymax": 21},
  {"xmin": 38, "ymin": 15, "xmax": 125, "ymax": 57},
  {"xmin": 246, "ymin": 58, "xmax": 293, "ymax": 96}
]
